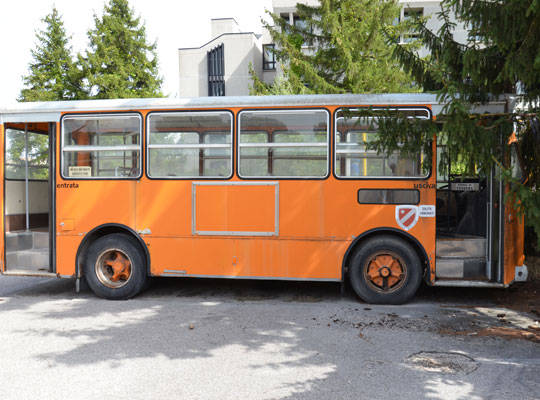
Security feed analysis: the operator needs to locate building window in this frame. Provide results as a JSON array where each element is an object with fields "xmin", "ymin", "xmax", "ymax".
[
  {"xmin": 280, "ymin": 13, "xmax": 291, "ymax": 24},
  {"xmin": 293, "ymin": 15, "xmax": 310, "ymax": 32},
  {"xmin": 208, "ymin": 44, "xmax": 225, "ymax": 96},
  {"xmin": 401, "ymin": 8, "xmax": 423, "ymax": 43},
  {"xmin": 293, "ymin": 15, "xmax": 312, "ymax": 47},
  {"xmin": 263, "ymin": 44, "xmax": 276, "ymax": 71},
  {"xmin": 465, "ymin": 22, "xmax": 483, "ymax": 43}
]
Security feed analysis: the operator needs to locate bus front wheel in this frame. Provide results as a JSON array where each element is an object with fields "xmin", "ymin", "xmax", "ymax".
[
  {"xmin": 349, "ymin": 236, "xmax": 422, "ymax": 304},
  {"xmin": 84, "ymin": 233, "xmax": 147, "ymax": 300}
]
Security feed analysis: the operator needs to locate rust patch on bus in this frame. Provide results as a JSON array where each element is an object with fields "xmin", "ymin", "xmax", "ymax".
[{"xmin": 105, "ymin": 251, "xmax": 131, "ymax": 282}]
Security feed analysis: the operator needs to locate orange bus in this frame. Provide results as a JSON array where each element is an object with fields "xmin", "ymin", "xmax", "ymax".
[{"xmin": 0, "ymin": 94, "xmax": 528, "ymax": 303}]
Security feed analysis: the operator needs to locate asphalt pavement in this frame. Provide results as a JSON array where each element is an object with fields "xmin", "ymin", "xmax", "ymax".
[{"xmin": 0, "ymin": 275, "xmax": 538, "ymax": 400}]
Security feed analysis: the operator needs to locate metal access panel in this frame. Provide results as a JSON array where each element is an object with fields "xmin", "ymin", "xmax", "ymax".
[{"xmin": 192, "ymin": 182, "xmax": 279, "ymax": 236}]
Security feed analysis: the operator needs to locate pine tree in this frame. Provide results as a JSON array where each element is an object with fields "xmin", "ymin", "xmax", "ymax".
[
  {"xmin": 372, "ymin": 0, "xmax": 540, "ymax": 246},
  {"xmin": 81, "ymin": 0, "xmax": 162, "ymax": 99},
  {"xmin": 251, "ymin": 0, "xmax": 418, "ymax": 95},
  {"xmin": 16, "ymin": 7, "xmax": 83, "ymax": 180},
  {"xmin": 19, "ymin": 7, "xmax": 84, "ymax": 101}
]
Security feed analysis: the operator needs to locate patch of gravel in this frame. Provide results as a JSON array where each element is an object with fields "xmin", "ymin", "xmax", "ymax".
[
  {"xmin": 326, "ymin": 306, "xmax": 540, "ymax": 343},
  {"xmin": 327, "ymin": 310, "xmax": 439, "ymax": 333}
]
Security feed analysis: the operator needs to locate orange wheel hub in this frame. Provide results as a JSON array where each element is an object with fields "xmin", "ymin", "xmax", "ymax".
[
  {"xmin": 95, "ymin": 249, "xmax": 133, "ymax": 288},
  {"xmin": 104, "ymin": 251, "xmax": 131, "ymax": 282},
  {"xmin": 366, "ymin": 253, "xmax": 405, "ymax": 291}
]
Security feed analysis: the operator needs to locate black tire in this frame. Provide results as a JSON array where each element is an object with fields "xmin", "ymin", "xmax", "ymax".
[
  {"xmin": 348, "ymin": 235, "xmax": 422, "ymax": 304},
  {"xmin": 83, "ymin": 233, "xmax": 147, "ymax": 300}
]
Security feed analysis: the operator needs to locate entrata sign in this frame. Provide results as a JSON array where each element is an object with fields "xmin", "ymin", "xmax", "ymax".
[{"xmin": 395, "ymin": 205, "xmax": 419, "ymax": 231}]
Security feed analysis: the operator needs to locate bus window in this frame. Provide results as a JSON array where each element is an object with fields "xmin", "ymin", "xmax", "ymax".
[
  {"xmin": 335, "ymin": 109, "xmax": 427, "ymax": 178},
  {"xmin": 238, "ymin": 109, "xmax": 329, "ymax": 178},
  {"xmin": 61, "ymin": 114, "xmax": 141, "ymax": 178},
  {"xmin": 357, "ymin": 189, "xmax": 419, "ymax": 204},
  {"xmin": 147, "ymin": 111, "xmax": 232, "ymax": 178},
  {"xmin": 5, "ymin": 128, "xmax": 49, "ymax": 180}
]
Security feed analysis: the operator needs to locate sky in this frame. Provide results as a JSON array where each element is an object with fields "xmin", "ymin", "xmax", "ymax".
[{"xmin": 0, "ymin": 0, "xmax": 273, "ymax": 103}]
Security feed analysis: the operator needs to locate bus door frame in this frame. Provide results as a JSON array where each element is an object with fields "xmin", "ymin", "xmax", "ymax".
[
  {"xmin": 1, "ymin": 116, "xmax": 58, "ymax": 276},
  {"xmin": 48, "ymin": 122, "xmax": 56, "ymax": 273}
]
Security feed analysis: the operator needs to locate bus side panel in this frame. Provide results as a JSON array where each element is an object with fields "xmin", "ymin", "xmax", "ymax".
[
  {"xmin": 137, "ymin": 105, "xmax": 436, "ymax": 282},
  {"xmin": 137, "ymin": 180, "xmax": 191, "ymax": 237},
  {"xmin": 56, "ymin": 180, "xmax": 139, "ymax": 276},
  {"xmin": 0, "ymin": 123, "xmax": 4, "ymax": 273},
  {"xmin": 233, "ymin": 238, "xmax": 346, "ymax": 279},
  {"xmin": 56, "ymin": 236, "xmax": 81, "ymax": 276},
  {"xmin": 148, "ymin": 237, "xmax": 233, "ymax": 277},
  {"xmin": 141, "ymin": 177, "xmax": 436, "ymax": 280},
  {"xmin": 322, "ymin": 179, "xmax": 437, "ymax": 279},
  {"xmin": 503, "ymin": 203, "xmax": 525, "ymax": 285},
  {"xmin": 148, "ymin": 237, "xmax": 347, "ymax": 279}
]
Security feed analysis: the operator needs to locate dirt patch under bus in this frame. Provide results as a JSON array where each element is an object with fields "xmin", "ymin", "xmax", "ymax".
[
  {"xmin": 435, "ymin": 256, "xmax": 540, "ymax": 343},
  {"xmin": 494, "ymin": 257, "xmax": 540, "ymax": 314}
]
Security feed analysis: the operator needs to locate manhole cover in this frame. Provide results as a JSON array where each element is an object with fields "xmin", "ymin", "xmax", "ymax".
[{"xmin": 406, "ymin": 351, "xmax": 478, "ymax": 374}]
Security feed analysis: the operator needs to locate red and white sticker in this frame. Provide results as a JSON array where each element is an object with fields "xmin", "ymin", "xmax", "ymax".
[{"xmin": 395, "ymin": 205, "xmax": 419, "ymax": 231}]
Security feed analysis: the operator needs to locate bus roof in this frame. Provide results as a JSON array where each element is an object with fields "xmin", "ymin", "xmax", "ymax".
[{"xmin": 0, "ymin": 93, "xmax": 506, "ymax": 123}]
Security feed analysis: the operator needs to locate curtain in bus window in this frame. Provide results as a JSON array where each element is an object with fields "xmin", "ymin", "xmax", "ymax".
[
  {"xmin": 147, "ymin": 111, "xmax": 232, "ymax": 178},
  {"xmin": 61, "ymin": 115, "xmax": 141, "ymax": 178},
  {"xmin": 334, "ymin": 109, "xmax": 428, "ymax": 178},
  {"xmin": 238, "ymin": 109, "xmax": 329, "ymax": 178}
]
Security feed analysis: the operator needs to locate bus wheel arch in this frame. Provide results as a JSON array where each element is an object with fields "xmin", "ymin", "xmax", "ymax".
[
  {"xmin": 76, "ymin": 224, "xmax": 151, "ymax": 295},
  {"xmin": 342, "ymin": 228, "xmax": 429, "ymax": 304}
]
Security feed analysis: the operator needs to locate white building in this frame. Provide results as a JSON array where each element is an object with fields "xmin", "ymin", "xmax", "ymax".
[
  {"xmin": 178, "ymin": 18, "xmax": 264, "ymax": 97},
  {"xmin": 398, "ymin": 1, "xmax": 469, "ymax": 58},
  {"xmin": 177, "ymin": 0, "xmax": 318, "ymax": 97},
  {"xmin": 178, "ymin": 0, "xmax": 466, "ymax": 97}
]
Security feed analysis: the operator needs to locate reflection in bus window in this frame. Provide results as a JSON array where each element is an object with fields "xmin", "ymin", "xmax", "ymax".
[
  {"xmin": 147, "ymin": 111, "xmax": 232, "ymax": 178},
  {"xmin": 238, "ymin": 110, "xmax": 329, "ymax": 178},
  {"xmin": 335, "ymin": 109, "xmax": 428, "ymax": 178},
  {"xmin": 62, "ymin": 114, "xmax": 141, "ymax": 178}
]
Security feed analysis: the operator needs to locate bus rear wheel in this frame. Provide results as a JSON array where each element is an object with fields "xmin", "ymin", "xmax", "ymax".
[
  {"xmin": 84, "ymin": 233, "xmax": 147, "ymax": 300},
  {"xmin": 349, "ymin": 236, "xmax": 422, "ymax": 304}
]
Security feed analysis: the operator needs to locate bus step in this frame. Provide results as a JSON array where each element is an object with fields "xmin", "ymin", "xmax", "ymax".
[
  {"xmin": 2, "ymin": 270, "xmax": 57, "ymax": 278},
  {"xmin": 432, "ymin": 279, "xmax": 506, "ymax": 288},
  {"xmin": 435, "ymin": 257, "xmax": 486, "ymax": 279},
  {"xmin": 6, "ymin": 249, "xmax": 49, "ymax": 271},
  {"xmin": 436, "ymin": 237, "xmax": 486, "ymax": 258},
  {"xmin": 6, "ymin": 231, "xmax": 49, "ymax": 252}
]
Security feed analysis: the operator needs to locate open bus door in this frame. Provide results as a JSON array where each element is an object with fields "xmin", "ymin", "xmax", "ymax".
[
  {"xmin": 434, "ymin": 144, "xmax": 527, "ymax": 286},
  {"xmin": 1, "ymin": 121, "xmax": 56, "ymax": 277}
]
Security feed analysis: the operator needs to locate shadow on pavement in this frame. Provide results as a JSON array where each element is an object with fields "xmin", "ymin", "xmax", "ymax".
[{"xmin": 0, "ymin": 276, "xmax": 538, "ymax": 399}]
